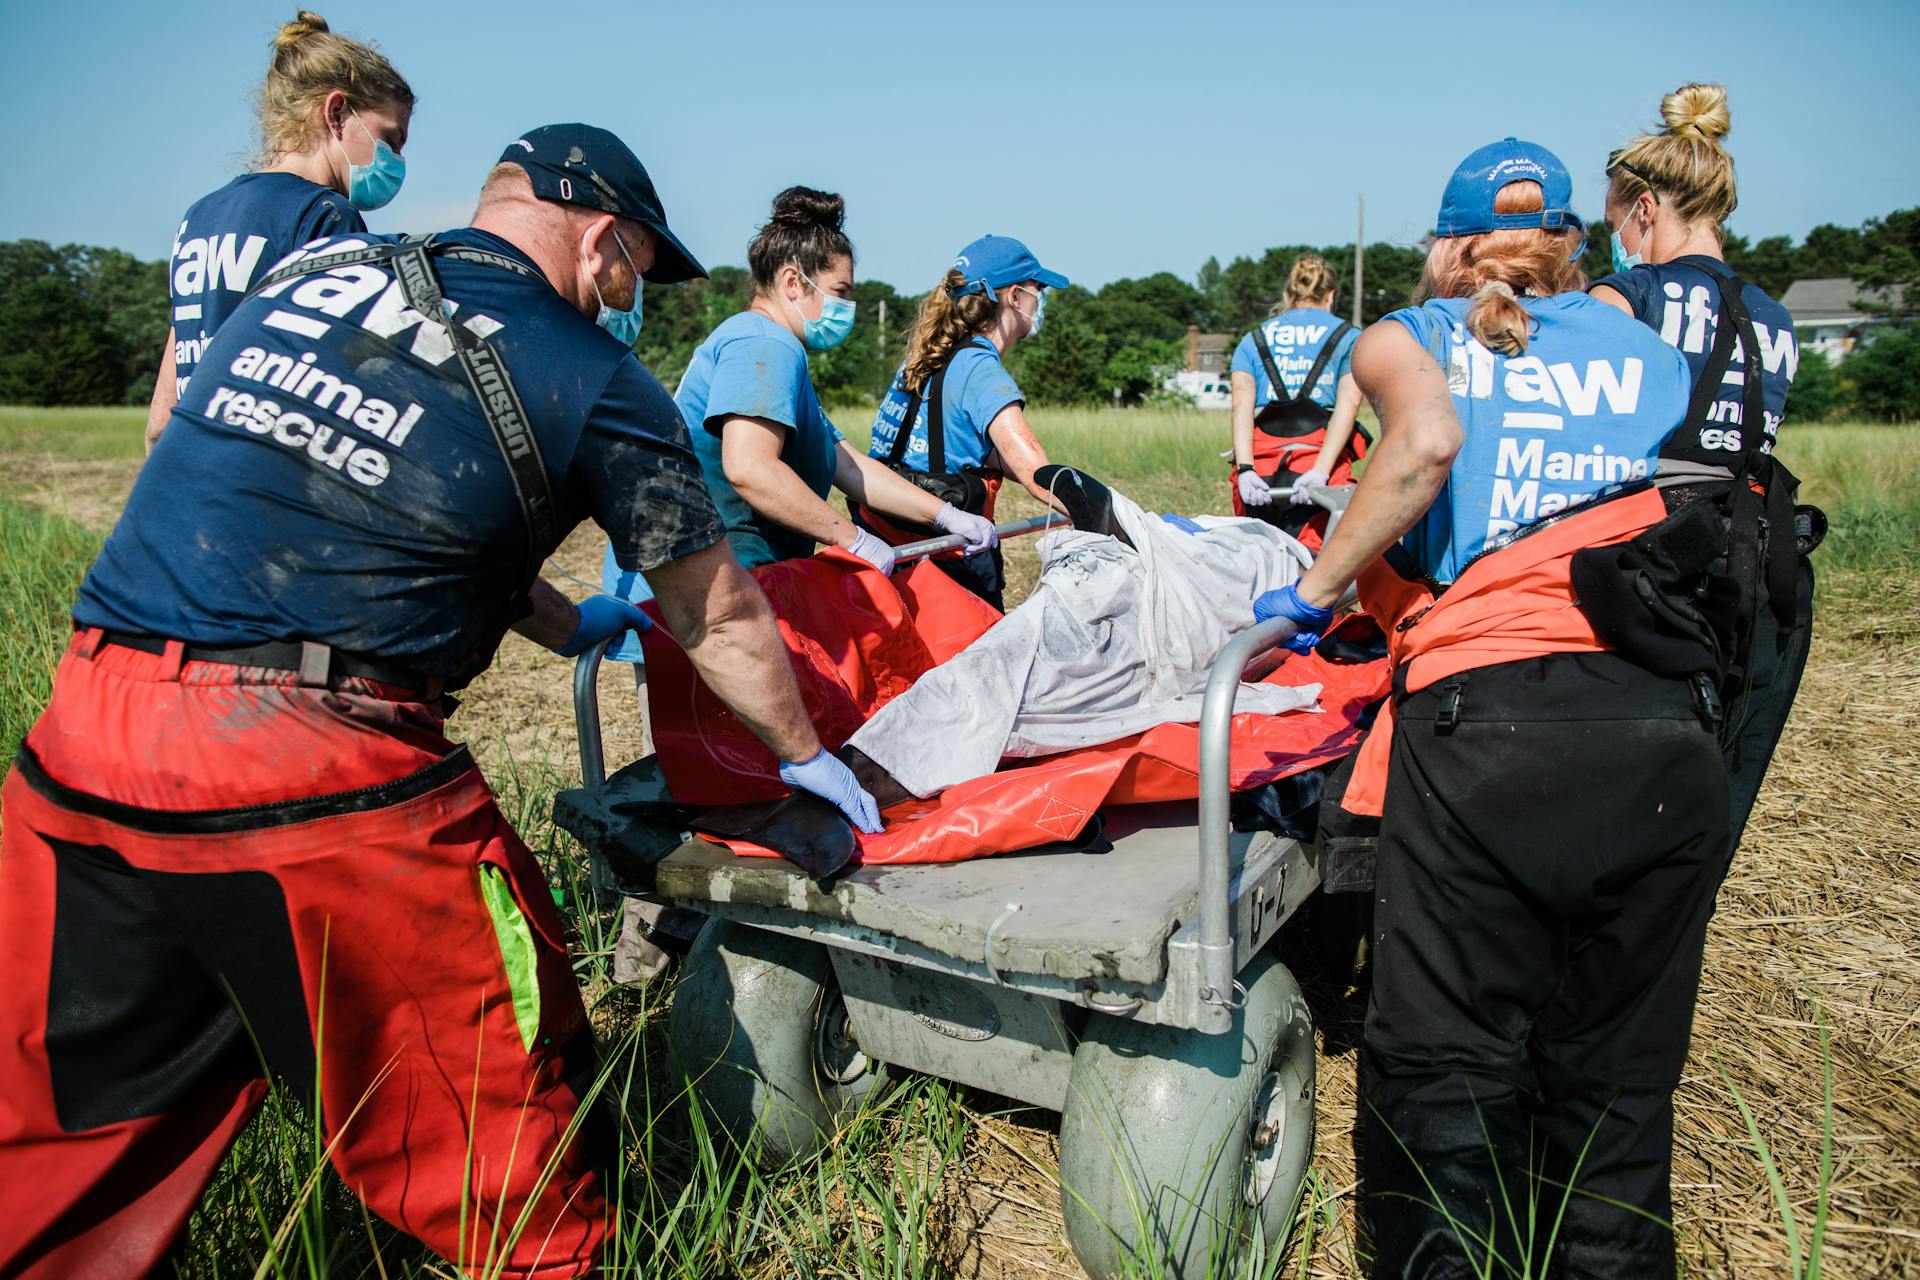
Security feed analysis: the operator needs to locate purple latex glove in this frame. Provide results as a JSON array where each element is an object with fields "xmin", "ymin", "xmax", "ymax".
[
  {"xmin": 933, "ymin": 502, "xmax": 998, "ymax": 555},
  {"xmin": 779, "ymin": 748, "xmax": 883, "ymax": 834}
]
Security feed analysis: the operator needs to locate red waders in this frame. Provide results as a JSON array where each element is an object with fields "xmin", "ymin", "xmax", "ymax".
[{"xmin": 0, "ymin": 633, "xmax": 606, "ymax": 1278}]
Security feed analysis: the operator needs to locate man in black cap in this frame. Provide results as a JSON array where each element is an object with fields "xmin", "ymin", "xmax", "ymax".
[{"xmin": 0, "ymin": 124, "xmax": 878, "ymax": 1279}]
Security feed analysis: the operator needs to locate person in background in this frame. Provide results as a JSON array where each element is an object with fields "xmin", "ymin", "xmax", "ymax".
[
  {"xmin": 1228, "ymin": 253, "xmax": 1364, "ymax": 524},
  {"xmin": 860, "ymin": 235, "xmax": 1069, "ymax": 609},
  {"xmin": 1589, "ymin": 82, "xmax": 1811, "ymax": 855},
  {"xmin": 146, "ymin": 9, "xmax": 412, "ymax": 451},
  {"xmin": 1257, "ymin": 138, "xmax": 1720, "ymax": 1277},
  {"xmin": 597, "ymin": 188, "xmax": 993, "ymax": 980}
]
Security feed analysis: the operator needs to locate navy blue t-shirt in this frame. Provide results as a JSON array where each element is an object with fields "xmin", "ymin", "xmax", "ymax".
[
  {"xmin": 78, "ymin": 228, "xmax": 723, "ymax": 676},
  {"xmin": 1592, "ymin": 255, "xmax": 1798, "ymax": 459},
  {"xmin": 168, "ymin": 172, "xmax": 365, "ymax": 397}
]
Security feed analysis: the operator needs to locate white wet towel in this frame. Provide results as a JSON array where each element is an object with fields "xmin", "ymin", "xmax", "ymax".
[{"xmin": 848, "ymin": 490, "xmax": 1323, "ymax": 798}]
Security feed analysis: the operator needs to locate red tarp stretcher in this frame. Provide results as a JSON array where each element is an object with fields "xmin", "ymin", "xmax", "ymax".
[{"xmin": 639, "ymin": 549, "xmax": 1389, "ymax": 865}]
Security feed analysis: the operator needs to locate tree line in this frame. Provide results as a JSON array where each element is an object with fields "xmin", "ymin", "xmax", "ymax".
[{"xmin": 3, "ymin": 207, "xmax": 1914, "ymax": 418}]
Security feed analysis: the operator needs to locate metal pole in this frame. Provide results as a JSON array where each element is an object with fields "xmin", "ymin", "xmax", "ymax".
[
  {"xmin": 887, "ymin": 512, "xmax": 1065, "ymax": 564},
  {"xmin": 573, "ymin": 637, "xmax": 611, "ymax": 786},
  {"xmin": 1197, "ymin": 615, "xmax": 1299, "ymax": 1014},
  {"xmin": 1354, "ymin": 195, "xmax": 1365, "ymax": 327}
]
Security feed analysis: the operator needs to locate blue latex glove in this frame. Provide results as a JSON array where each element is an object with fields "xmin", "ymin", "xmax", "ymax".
[
  {"xmin": 558, "ymin": 594, "xmax": 652, "ymax": 658},
  {"xmin": 1159, "ymin": 513, "xmax": 1206, "ymax": 535},
  {"xmin": 933, "ymin": 502, "xmax": 999, "ymax": 555},
  {"xmin": 779, "ymin": 749, "xmax": 884, "ymax": 834},
  {"xmin": 1289, "ymin": 469, "xmax": 1329, "ymax": 506},
  {"xmin": 1252, "ymin": 584, "xmax": 1335, "ymax": 654}
]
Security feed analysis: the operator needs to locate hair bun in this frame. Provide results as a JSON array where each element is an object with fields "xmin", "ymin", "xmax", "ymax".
[
  {"xmin": 1661, "ymin": 82, "xmax": 1730, "ymax": 144},
  {"xmin": 770, "ymin": 186, "xmax": 846, "ymax": 234},
  {"xmin": 273, "ymin": 10, "xmax": 330, "ymax": 52}
]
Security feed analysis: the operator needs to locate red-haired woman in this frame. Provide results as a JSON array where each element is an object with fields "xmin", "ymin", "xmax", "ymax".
[{"xmin": 1258, "ymin": 139, "xmax": 1722, "ymax": 1277}]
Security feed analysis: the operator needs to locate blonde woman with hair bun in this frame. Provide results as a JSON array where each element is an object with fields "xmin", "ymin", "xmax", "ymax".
[
  {"xmin": 1227, "ymin": 252, "xmax": 1365, "ymax": 535},
  {"xmin": 144, "ymin": 10, "xmax": 414, "ymax": 452},
  {"xmin": 1591, "ymin": 81, "xmax": 1816, "ymax": 879}
]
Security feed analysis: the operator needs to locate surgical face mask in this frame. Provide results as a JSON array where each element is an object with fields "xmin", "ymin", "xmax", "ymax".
[
  {"xmin": 1610, "ymin": 209, "xmax": 1653, "ymax": 274},
  {"xmin": 1013, "ymin": 285, "xmax": 1046, "ymax": 337},
  {"xmin": 789, "ymin": 271, "xmax": 857, "ymax": 352},
  {"xmin": 588, "ymin": 228, "xmax": 644, "ymax": 346},
  {"xmin": 337, "ymin": 110, "xmax": 405, "ymax": 211}
]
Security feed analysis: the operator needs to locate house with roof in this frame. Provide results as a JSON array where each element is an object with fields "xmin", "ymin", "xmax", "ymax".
[
  {"xmin": 1780, "ymin": 278, "xmax": 1907, "ymax": 362},
  {"xmin": 1165, "ymin": 325, "xmax": 1235, "ymax": 409}
]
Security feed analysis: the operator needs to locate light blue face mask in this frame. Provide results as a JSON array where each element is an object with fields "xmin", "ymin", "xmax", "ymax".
[
  {"xmin": 1609, "ymin": 228, "xmax": 1644, "ymax": 275},
  {"xmin": 796, "ymin": 272, "xmax": 857, "ymax": 351},
  {"xmin": 340, "ymin": 111, "xmax": 405, "ymax": 211},
  {"xmin": 591, "ymin": 230, "xmax": 644, "ymax": 347},
  {"xmin": 1014, "ymin": 285, "xmax": 1046, "ymax": 337}
]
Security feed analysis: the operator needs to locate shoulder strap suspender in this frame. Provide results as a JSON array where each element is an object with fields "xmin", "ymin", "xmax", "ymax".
[
  {"xmin": 1250, "ymin": 326, "xmax": 1288, "ymax": 400},
  {"xmin": 1673, "ymin": 263, "xmax": 1767, "ymax": 454},
  {"xmin": 1292, "ymin": 321, "xmax": 1353, "ymax": 405},
  {"xmin": 886, "ymin": 350, "xmax": 960, "ymax": 473},
  {"xmin": 250, "ymin": 236, "xmax": 556, "ymax": 599},
  {"xmin": 1250, "ymin": 320, "xmax": 1353, "ymax": 405}
]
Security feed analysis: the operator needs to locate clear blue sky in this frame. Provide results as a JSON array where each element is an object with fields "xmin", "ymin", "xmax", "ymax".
[{"xmin": 3, "ymin": 0, "xmax": 1915, "ymax": 291}]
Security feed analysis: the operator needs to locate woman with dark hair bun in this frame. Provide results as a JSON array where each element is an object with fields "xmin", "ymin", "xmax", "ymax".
[
  {"xmin": 605, "ymin": 185, "xmax": 992, "ymax": 598},
  {"xmin": 146, "ymin": 10, "xmax": 413, "ymax": 451},
  {"xmin": 595, "ymin": 187, "xmax": 996, "ymax": 977}
]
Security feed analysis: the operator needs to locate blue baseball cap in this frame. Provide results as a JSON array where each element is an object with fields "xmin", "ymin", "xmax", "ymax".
[
  {"xmin": 949, "ymin": 235, "xmax": 1069, "ymax": 298},
  {"xmin": 1435, "ymin": 137, "xmax": 1585, "ymax": 242},
  {"xmin": 500, "ymin": 124, "xmax": 706, "ymax": 283}
]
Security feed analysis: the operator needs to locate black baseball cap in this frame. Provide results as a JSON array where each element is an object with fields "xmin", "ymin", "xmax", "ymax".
[{"xmin": 499, "ymin": 124, "xmax": 706, "ymax": 283}]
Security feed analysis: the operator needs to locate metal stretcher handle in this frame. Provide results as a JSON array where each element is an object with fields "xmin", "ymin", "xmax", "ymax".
[
  {"xmin": 575, "ymin": 636, "xmax": 611, "ymax": 787},
  {"xmin": 1193, "ymin": 485, "xmax": 1357, "ymax": 1012},
  {"xmin": 888, "ymin": 512, "xmax": 1064, "ymax": 565},
  {"xmin": 1196, "ymin": 616, "xmax": 1298, "ymax": 1009}
]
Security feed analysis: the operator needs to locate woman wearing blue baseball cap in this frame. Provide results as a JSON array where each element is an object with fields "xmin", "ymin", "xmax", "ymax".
[
  {"xmin": 145, "ymin": 11, "xmax": 413, "ymax": 452},
  {"xmin": 1590, "ymin": 83, "xmax": 1816, "ymax": 878},
  {"xmin": 857, "ymin": 235, "xmax": 1069, "ymax": 609},
  {"xmin": 1253, "ymin": 137, "xmax": 1723, "ymax": 1277}
]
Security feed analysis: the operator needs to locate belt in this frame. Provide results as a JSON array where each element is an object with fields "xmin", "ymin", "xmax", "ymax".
[{"xmin": 91, "ymin": 630, "xmax": 440, "ymax": 697}]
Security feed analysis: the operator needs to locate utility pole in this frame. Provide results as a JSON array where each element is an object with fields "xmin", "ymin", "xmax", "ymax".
[
  {"xmin": 877, "ymin": 298, "xmax": 887, "ymax": 357},
  {"xmin": 1354, "ymin": 195, "xmax": 1365, "ymax": 327}
]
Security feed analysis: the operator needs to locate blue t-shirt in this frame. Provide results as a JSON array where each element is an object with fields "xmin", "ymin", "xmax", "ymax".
[
  {"xmin": 868, "ymin": 337, "xmax": 1023, "ymax": 472},
  {"xmin": 1385, "ymin": 292, "xmax": 1693, "ymax": 585},
  {"xmin": 77, "ymin": 228, "xmax": 723, "ymax": 679},
  {"xmin": 1228, "ymin": 308, "xmax": 1357, "ymax": 411},
  {"xmin": 675, "ymin": 311, "xmax": 843, "ymax": 568},
  {"xmin": 167, "ymin": 172, "xmax": 365, "ymax": 397},
  {"xmin": 1592, "ymin": 256, "xmax": 1797, "ymax": 459}
]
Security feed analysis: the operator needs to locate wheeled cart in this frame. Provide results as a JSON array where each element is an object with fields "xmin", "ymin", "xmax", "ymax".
[{"xmin": 557, "ymin": 614, "xmax": 1326, "ymax": 1277}]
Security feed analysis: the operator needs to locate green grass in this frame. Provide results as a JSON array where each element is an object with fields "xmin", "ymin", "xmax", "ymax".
[
  {"xmin": 0, "ymin": 403, "xmax": 148, "ymax": 461},
  {"xmin": 0, "ymin": 410, "xmax": 1911, "ymax": 1278},
  {"xmin": 0, "ymin": 498, "xmax": 100, "ymax": 757}
]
